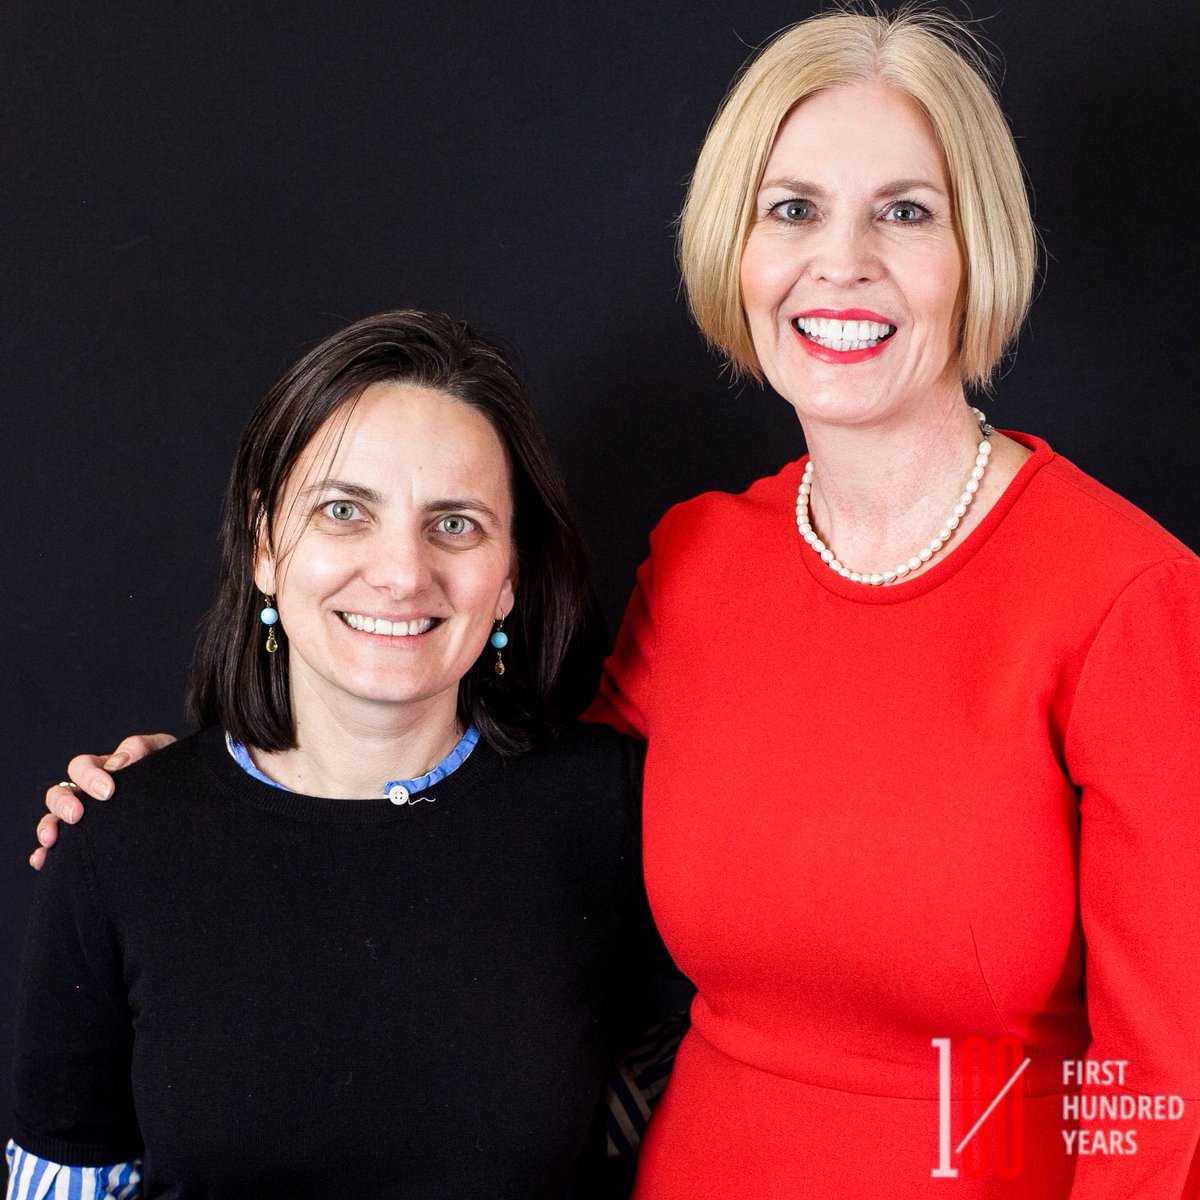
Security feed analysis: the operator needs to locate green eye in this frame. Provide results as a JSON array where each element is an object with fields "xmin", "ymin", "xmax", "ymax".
[
  {"xmin": 329, "ymin": 500, "xmax": 358, "ymax": 521},
  {"xmin": 439, "ymin": 515, "xmax": 469, "ymax": 535}
]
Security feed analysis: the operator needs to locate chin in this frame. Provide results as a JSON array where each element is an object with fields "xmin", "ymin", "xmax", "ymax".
[
  {"xmin": 780, "ymin": 381, "xmax": 894, "ymax": 427},
  {"xmin": 327, "ymin": 668, "xmax": 434, "ymax": 708}
]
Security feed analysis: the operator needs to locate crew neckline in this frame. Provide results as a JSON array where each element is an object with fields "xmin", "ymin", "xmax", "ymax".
[
  {"xmin": 224, "ymin": 725, "xmax": 480, "ymax": 798},
  {"xmin": 198, "ymin": 725, "xmax": 497, "ymax": 825},
  {"xmin": 793, "ymin": 431, "xmax": 1054, "ymax": 604}
]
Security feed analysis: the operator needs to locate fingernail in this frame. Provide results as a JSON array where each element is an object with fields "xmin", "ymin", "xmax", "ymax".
[
  {"xmin": 104, "ymin": 753, "xmax": 130, "ymax": 770},
  {"xmin": 96, "ymin": 782, "xmax": 113, "ymax": 800}
]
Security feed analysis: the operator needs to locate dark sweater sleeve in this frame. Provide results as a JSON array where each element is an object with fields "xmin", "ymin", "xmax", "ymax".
[{"xmin": 10, "ymin": 817, "xmax": 143, "ymax": 1166}]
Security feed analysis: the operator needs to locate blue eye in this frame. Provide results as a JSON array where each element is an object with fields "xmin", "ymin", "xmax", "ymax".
[
  {"xmin": 885, "ymin": 200, "xmax": 930, "ymax": 223},
  {"xmin": 436, "ymin": 515, "xmax": 473, "ymax": 536},
  {"xmin": 773, "ymin": 199, "xmax": 813, "ymax": 222},
  {"xmin": 326, "ymin": 500, "xmax": 359, "ymax": 521}
]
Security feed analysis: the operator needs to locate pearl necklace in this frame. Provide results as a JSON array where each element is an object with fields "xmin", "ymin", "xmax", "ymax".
[{"xmin": 795, "ymin": 408, "xmax": 994, "ymax": 586}]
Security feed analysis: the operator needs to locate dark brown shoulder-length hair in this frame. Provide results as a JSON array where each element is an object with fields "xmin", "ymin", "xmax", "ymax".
[{"xmin": 188, "ymin": 309, "xmax": 606, "ymax": 755}]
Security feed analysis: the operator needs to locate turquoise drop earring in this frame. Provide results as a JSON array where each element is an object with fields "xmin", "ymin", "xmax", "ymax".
[
  {"xmin": 260, "ymin": 596, "xmax": 280, "ymax": 654},
  {"xmin": 490, "ymin": 619, "xmax": 508, "ymax": 676}
]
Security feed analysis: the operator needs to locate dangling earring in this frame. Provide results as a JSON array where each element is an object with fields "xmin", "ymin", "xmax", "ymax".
[
  {"xmin": 259, "ymin": 595, "xmax": 280, "ymax": 654},
  {"xmin": 490, "ymin": 619, "xmax": 508, "ymax": 676}
]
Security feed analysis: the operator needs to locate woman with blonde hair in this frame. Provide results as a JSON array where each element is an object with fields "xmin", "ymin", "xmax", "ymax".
[
  {"xmin": 589, "ymin": 8, "xmax": 1200, "ymax": 1196},
  {"xmin": 35, "ymin": 8, "xmax": 1200, "ymax": 1197}
]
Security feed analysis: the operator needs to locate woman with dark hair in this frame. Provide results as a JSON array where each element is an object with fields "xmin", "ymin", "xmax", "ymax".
[{"xmin": 8, "ymin": 310, "xmax": 651, "ymax": 1198}]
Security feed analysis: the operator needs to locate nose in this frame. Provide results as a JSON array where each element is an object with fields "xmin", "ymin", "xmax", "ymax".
[
  {"xmin": 363, "ymin": 527, "xmax": 434, "ymax": 596},
  {"xmin": 809, "ymin": 216, "xmax": 882, "ymax": 288}
]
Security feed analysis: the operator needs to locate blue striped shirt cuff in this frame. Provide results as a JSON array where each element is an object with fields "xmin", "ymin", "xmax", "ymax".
[{"xmin": 5, "ymin": 1140, "xmax": 142, "ymax": 1200}]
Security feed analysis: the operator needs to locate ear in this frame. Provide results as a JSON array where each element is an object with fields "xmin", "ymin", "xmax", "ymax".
[
  {"xmin": 252, "ymin": 508, "xmax": 278, "ymax": 597},
  {"xmin": 496, "ymin": 574, "xmax": 516, "ymax": 622},
  {"xmin": 496, "ymin": 578, "xmax": 516, "ymax": 624}
]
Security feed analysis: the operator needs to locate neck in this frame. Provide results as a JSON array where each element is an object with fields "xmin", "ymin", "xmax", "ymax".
[
  {"xmin": 254, "ymin": 685, "xmax": 464, "ymax": 799},
  {"xmin": 800, "ymin": 388, "xmax": 986, "ymax": 574}
]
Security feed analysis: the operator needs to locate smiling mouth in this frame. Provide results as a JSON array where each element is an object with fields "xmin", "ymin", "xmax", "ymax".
[
  {"xmin": 793, "ymin": 316, "xmax": 896, "ymax": 352},
  {"xmin": 338, "ymin": 612, "xmax": 439, "ymax": 637}
]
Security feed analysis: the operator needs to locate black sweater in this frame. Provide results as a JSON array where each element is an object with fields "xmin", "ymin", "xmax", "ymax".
[{"xmin": 11, "ymin": 723, "xmax": 649, "ymax": 1198}]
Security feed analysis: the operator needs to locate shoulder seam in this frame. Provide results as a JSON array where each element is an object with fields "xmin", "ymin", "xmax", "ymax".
[{"xmin": 1043, "ymin": 461, "xmax": 1195, "ymax": 560}]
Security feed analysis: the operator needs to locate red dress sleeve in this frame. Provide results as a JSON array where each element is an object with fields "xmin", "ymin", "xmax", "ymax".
[
  {"xmin": 585, "ymin": 508, "xmax": 680, "ymax": 741},
  {"xmin": 1065, "ymin": 557, "xmax": 1200, "ymax": 1197}
]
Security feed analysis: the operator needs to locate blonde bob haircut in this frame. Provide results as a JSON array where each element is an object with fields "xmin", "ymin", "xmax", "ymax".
[{"xmin": 679, "ymin": 6, "xmax": 1036, "ymax": 389}]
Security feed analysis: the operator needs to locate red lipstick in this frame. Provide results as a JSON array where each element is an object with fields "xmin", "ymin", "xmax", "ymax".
[
  {"xmin": 797, "ymin": 308, "xmax": 893, "ymax": 322},
  {"xmin": 791, "ymin": 308, "xmax": 896, "ymax": 364}
]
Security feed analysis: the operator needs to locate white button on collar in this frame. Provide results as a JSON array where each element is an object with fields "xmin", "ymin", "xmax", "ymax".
[{"xmin": 387, "ymin": 784, "xmax": 410, "ymax": 805}]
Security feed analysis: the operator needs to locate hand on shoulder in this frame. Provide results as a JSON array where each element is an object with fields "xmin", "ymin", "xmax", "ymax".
[{"xmin": 31, "ymin": 733, "xmax": 176, "ymax": 870}]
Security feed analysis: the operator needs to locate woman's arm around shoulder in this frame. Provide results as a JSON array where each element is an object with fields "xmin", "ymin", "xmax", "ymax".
[{"xmin": 586, "ymin": 505, "xmax": 688, "ymax": 740}]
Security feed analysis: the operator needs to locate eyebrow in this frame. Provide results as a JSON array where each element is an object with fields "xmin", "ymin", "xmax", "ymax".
[
  {"xmin": 758, "ymin": 177, "xmax": 947, "ymax": 199},
  {"xmin": 427, "ymin": 498, "xmax": 505, "ymax": 524},
  {"xmin": 298, "ymin": 480, "xmax": 382, "ymax": 504},
  {"xmin": 298, "ymin": 479, "xmax": 504, "ymax": 524}
]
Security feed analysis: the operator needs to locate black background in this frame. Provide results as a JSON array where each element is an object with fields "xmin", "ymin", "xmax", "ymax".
[{"xmin": 2, "ymin": 0, "xmax": 1198, "ymax": 1155}]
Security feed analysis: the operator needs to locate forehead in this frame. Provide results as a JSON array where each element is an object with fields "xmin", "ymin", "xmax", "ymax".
[
  {"xmin": 292, "ymin": 380, "xmax": 512, "ymax": 496},
  {"xmin": 764, "ymin": 81, "xmax": 948, "ymax": 187}
]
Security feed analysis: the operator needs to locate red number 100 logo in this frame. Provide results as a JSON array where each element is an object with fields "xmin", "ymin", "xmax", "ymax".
[{"xmin": 932, "ymin": 1036, "xmax": 1029, "ymax": 1179}]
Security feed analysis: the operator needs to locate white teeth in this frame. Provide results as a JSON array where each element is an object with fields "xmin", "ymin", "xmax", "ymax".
[
  {"xmin": 340, "ymin": 612, "xmax": 435, "ymax": 636},
  {"xmin": 793, "ymin": 316, "xmax": 895, "ymax": 351}
]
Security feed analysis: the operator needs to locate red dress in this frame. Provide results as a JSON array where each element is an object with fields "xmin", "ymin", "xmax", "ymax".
[{"xmin": 590, "ymin": 435, "xmax": 1200, "ymax": 1198}]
